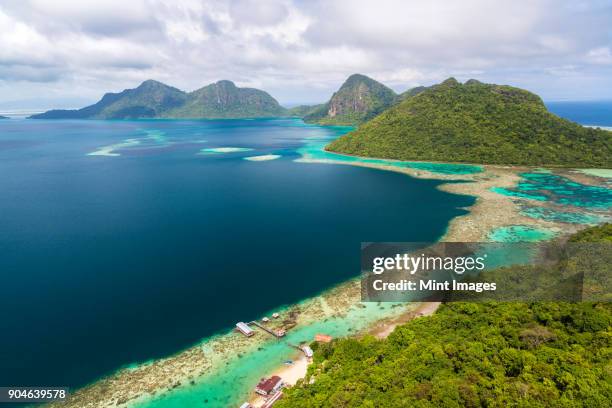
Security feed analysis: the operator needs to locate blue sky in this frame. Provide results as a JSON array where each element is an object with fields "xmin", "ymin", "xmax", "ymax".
[{"xmin": 0, "ymin": 0, "xmax": 611, "ymax": 110}]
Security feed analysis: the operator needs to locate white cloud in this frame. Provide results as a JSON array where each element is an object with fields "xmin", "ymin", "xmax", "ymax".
[
  {"xmin": 586, "ymin": 47, "xmax": 612, "ymax": 64},
  {"xmin": 0, "ymin": 0, "xmax": 611, "ymax": 107}
]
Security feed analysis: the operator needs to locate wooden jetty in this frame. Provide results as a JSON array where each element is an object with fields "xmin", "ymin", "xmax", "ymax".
[{"xmin": 250, "ymin": 321, "xmax": 286, "ymax": 338}]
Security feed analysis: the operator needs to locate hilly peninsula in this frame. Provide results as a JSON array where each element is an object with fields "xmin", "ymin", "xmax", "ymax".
[
  {"xmin": 326, "ymin": 78, "xmax": 612, "ymax": 167},
  {"xmin": 277, "ymin": 224, "xmax": 612, "ymax": 408},
  {"xmin": 30, "ymin": 80, "xmax": 287, "ymax": 120}
]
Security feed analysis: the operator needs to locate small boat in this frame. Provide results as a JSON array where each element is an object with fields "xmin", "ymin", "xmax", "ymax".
[{"xmin": 284, "ymin": 360, "xmax": 293, "ymax": 365}]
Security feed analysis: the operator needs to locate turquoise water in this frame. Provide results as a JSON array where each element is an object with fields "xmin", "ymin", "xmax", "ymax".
[
  {"xmin": 88, "ymin": 129, "xmax": 175, "ymax": 156},
  {"xmin": 492, "ymin": 172, "xmax": 612, "ymax": 209},
  {"xmin": 138, "ymin": 301, "xmax": 407, "ymax": 408},
  {"xmin": 520, "ymin": 206, "xmax": 604, "ymax": 225},
  {"xmin": 489, "ymin": 225, "xmax": 556, "ymax": 242},
  {"xmin": 491, "ymin": 186, "xmax": 548, "ymax": 201},
  {"xmin": 296, "ymin": 127, "xmax": 483, "ymax": 175},
  {"xmin": 488, "ymin": 225, "xmax": 558, "ymax": 242}
]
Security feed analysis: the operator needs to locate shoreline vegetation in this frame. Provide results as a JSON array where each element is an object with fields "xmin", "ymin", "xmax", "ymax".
[{"xmin": 48, "ymin": 147, "xmax": 610, "ymax": 407}]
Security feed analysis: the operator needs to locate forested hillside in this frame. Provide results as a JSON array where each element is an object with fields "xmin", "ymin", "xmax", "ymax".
[
  {"xmin": 277, "ymin": 225, "xmax": 612, "ymax": 407},
  {"xmin": 326, "ymin": 78, "xmax": 612, "ymax": 167}
]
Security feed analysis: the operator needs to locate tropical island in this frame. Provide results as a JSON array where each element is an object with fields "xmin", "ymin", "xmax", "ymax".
[
  {"xmin": 325, "ymin": 78, "xmax": 612, "ymax": 167},
  {"xmin": 29, "ymin": 79, "xmax": 286, "ymax": 120}
]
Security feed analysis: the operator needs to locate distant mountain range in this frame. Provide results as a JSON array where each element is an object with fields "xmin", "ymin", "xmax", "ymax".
[
  {"xmin": 0, "ymin": 115, "xmax": 9, "ymax": 119},
  {"xmin": 326, "ymin": 78, "xmax": 612, "ymax": 167},
  {"xmin": 30, "ymin": 74, "xmax": 423, "ymax": 124},
  {"xmin": 30, "ymin": 79, "xmax": 287, "ymax": 120}
]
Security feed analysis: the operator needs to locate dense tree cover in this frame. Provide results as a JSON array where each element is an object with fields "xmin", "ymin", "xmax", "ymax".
[
  {"xmin": 277, "ymin": 225, "xmax": 612, "ymax": 407},
  {"xmin": 326, "ymin": 78, "xmax": 612, "ymax": 167},
  {"xmin": 304, "ymin": 74, "xmax": 398, "ymax": 126},
  {"xmin": 569, "ymin": 223, "xmax": 612, "ymax": 243},
  {"xmin": 278, "ymin": 302, "xmax": 611, "ymax": 407},
  {"xmin": 31, "ymin": 80, "xmax": 287, "ymax": 119}
]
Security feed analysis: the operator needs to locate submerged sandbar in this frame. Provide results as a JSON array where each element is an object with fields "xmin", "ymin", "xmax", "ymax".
[{"xmin": 243, "ymin": 154, "xmax": 281, "ymax": 161}]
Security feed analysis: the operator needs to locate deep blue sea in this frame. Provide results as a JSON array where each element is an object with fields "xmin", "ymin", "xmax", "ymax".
[
  {"xmin": 546, "ymin": 100, "xmax": 612, "ymax": 127},
  {"xmin": 0, "ymin": 118, "xmax": 474, "ymax": 390}
]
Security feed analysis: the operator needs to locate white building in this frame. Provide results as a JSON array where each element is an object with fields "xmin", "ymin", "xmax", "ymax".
[
  {"xmin": 236, "ymin": 322, "xmax": 254, "ymax": 337},
  {"xmin": 301, "ymin": 345, "xmax": 313, "ymax": 358}
]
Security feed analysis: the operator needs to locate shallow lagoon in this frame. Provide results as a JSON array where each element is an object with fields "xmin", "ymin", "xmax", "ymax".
[
  {"xmin": 492, "ymin": 172, "xmax": 612, "ymax": 210},
  {"xmin": 488, "ymin": 225, "xmax": 558, "ymax": 242},
  {"xmin": 519, "ymin": 206, "xmax": 605, "ymax": 225}
]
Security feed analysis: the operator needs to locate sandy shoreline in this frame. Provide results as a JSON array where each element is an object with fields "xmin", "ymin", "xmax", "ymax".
[
  {"xmin": 247, "ymin": 300, "xmax": 440, "ymax": 407},
  {"xmin": 50, "ymin": 156, "xmax": 608, "ymax": 408},
  {"xmin": 369, "ymin": 301, "xmax": 441, "ymax": 339},
  {"xmin": 248, "ymin": 353, "xmax": 311, "ymax": 407}
]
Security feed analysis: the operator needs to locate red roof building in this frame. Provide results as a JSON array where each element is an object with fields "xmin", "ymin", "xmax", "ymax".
[{"xmin": 255, "ymin": 375, "xmax": 282, "ymax": 396}]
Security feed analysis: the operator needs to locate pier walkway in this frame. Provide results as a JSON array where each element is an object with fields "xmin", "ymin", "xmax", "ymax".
[{"xmin": 249, "ymin": 321, "xmax": 285, "ymax": 338}]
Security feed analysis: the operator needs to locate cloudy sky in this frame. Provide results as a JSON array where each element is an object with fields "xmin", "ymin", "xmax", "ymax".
[{"xmin": 1, "ymin": 0, "xmax": 611, "ymax": 110}]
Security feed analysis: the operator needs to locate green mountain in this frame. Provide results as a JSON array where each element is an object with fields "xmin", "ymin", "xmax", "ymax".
[
  {"xmin": 326, "ymin": 78, "xmax": 612, "ymax": 167},
  {"xmin": 303, "ymin": 74, "xmax": 397, "ymax": 126},
  {"xmin": 277, "ymin": 224, "xmax": 612, "ymax": 408},
  {"xmin": 163, "ymin": 80, "xmax": 286, "ymax": 118},
  {"xmin": 30, "ymin": 80, "xmax": 286, "ymax": 119},
  {"xmin": 31, "ymin": 80, "xmax": 187, "ymax": 119}
]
